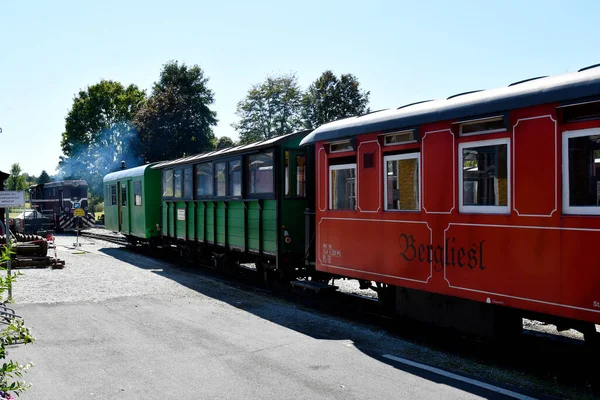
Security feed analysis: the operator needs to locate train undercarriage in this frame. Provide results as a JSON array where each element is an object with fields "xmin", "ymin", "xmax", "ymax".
[{"xmin": 124, "ymin": 233, "xmax": 600, "ymax": 349}]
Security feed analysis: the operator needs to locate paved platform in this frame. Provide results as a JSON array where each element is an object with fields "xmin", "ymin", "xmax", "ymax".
[{"xmin": 4, "ymin": 235, "xmax": 548, "ymax": 399}]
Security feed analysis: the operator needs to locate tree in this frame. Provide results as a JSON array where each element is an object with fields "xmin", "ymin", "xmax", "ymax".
[
  {"xmin": 134, "ymin": 60, "xmax": 218, "ymax": 162},
  {"xmin": 37, "ymin": 170, "xmax": 51, "ymax": 185},
  {"xmin": 23, "ymin": 173, "xmax": 36, "ymax": 187},
  {"xmin": 232, "ymin": 73, "xmax": 303, "ymax": 144},
  {"xmin": 5, "ymin": 164, "xmax": 27, "ymax": 191},
  {"xmin": 59, "ymin": 80, "xmax": 146, "ymax": 198},
  {"xmin": 301, "ymin": 70, "xmax": 370, "ymax": 129},
  {"xmin": 215, "ymin": 136, "xmax": 235, "ymax": 150}
]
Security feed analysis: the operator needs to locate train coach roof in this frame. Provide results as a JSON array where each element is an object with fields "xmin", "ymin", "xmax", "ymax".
[
  {"xmin": 103, "ymin": 163, "xmax": 158, "ymax": 182},
  {"xmin": 31, "ymin": 179, "xmax": 88, "ymax": 188},
  {"xmin": 150, "ymin": 129, "xmax": 312, "ymax": 169},
  {"xmin": 299, "ymin": 65, "xmax": 600, "ymax": 145}
]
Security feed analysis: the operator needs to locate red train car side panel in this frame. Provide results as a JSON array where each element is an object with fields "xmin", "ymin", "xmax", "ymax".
[
  {"xmin": 513, "ymin": 115, "xmax": 557, "ymax": 217},
  {"xmin": 357, "ymin": 139, "xmax": 381, "ymax": 213},
  {"xmin": 422, "ymin": 129, "xmax": 455, "ymax": 214},
  {"xmin": 313, "ymin": 117, "xmax": 600, "ymax": 326},
  {"xmin": 318, "ymin": 218, "xmax": 432, "ymax": 283}
]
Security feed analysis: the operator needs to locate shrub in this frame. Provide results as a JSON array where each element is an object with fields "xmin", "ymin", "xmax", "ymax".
[{"xmin": 0, "ymin": 243, "xmax": 35, "ymax": 398}]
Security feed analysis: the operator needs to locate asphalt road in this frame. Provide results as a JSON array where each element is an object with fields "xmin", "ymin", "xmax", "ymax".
[{"xmin": 5, "ymin": 235, "xmax": 547, "ymax": 399}]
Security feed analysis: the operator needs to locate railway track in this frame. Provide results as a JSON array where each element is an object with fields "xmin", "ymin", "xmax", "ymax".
[
  {"xmin": 76, "ymin": 230, "xmax": 600, "ymax": 397},
  {"xmin": 79, "ymin": 231, "xmax": 129, "ymax": 246}
]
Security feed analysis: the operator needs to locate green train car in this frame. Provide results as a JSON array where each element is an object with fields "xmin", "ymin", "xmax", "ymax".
[
  {"xmin": 151, "ymin": 130, "xmax": 314, "ymax": 277},
  {"xmin": 103, "ymin": 163, "xmax": 163, "ymax": 244}
]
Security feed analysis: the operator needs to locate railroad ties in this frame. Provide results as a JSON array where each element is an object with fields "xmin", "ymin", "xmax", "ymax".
[{"xmin": 1, "ymin": 233, "xmax": 65, "ymax": 269}]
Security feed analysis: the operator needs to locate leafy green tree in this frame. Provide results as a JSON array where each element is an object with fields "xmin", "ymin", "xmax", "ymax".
[
  {"xmin": 302, "ymin": 70, "xmax": 370, "ymax": 129},
  {"xmin": 59, "ymin": 80, "xmax": 146, "ymax": 198},
  {"xmin": 215, "ymin": 136, "xmax": 235, "ymax": 150},
  {"xmin": 5, "ymin": 164, "xmax": 27, "ymax": 191},
  {"xmin": 134, "ymin": 60, "xmax": 218, "ymax": 162},
  {"xmin": 23, "ymin": 172, "xmax": 37, "ymax": 187},
  {"xmin": 232, "ymin": 73, "xmax": 303, "ymax": 144},
  {"xmin": 37, "ymin": 170, "xmax": 51, "ymax": 185}
]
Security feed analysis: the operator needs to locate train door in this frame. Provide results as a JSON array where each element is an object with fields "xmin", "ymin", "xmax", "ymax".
[
  {"xmin": 117, "ymin": 182, "xmax": 123, "ymax": 231},
  {"xmin": 118, "ymin": 180, "xmax": 130, "ymax": 234}
]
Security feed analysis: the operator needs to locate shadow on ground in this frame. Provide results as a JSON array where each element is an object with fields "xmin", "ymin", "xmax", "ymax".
[{"xmin": 95, "ymin": 245, "xmax": 595, "ymax": 400}]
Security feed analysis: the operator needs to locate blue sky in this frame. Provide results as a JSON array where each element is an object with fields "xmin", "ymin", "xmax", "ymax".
[{"xmin": 1, "ymin": 0, "xmax": 598, "ymax": 176}]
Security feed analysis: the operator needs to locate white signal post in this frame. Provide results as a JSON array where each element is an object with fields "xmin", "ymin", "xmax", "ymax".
[{"xmin": 0, "ymin": 191, "xmax": 25, "ymax": 300}]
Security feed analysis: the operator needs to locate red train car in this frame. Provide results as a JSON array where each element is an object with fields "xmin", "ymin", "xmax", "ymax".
[{"xmin": 300, "ymin": 64, "xmax": 600, "ymax": 341}]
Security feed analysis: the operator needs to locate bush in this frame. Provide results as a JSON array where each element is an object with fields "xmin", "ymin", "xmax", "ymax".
[
  {"xmin": 88, "ymin": 194, "xmax": 104, "ymax": 214},
  {"xmin": 0, "ymin": 244, "xmax": 35, "ymax": 398}
]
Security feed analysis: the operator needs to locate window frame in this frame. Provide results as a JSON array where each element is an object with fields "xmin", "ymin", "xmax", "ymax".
[
  {"xmin": 284, "ymin": 149, "xmax": 308, "ymax": 200},
  {"xmin": 121, "ymin": 185, "xmax": 127, "ymax": 206},
  {"xmin": 329, "ymin": 140, "xmax": 354, "ymax": 153},
  {"xmin": 214, "ymin": 161, "xmax": 228, "ymax": 198},
  {"xmin": 559, "ymin": 99, "xmax": 600, "ymax": 124},
  {"xmin": 382, "ymin": 130, "xmax": 417, "ymax": 146},
  {"xmin": 133, "ymin": 180, "xmax": 142, "ymax": 206},
  {"xmin": 296, "ymin": 154, "xmax": 307, "ymax": 199},
  {"xmin": 383, "ymin": 152, "xmax": 421, "ymax": 212},
  {"xmin": 111, "ymin": 185, "xmax": 117, "ymax": 206},
  {"xmin": 562, "ymin": 127, "xmax": 600, "ymax": 215},
  {"xmin": 328, "ymin": 163, "xmax": 357, "ymax": 211},
  {"xmin": 458, "ymin": 137, "xmax": 511, "ymax": 214},
  {"xmin": 228, "ymin": 157, "xmax": 243, "ymax": 198},
  {"xmin": 195, "ymin": 162, "xmax": 214, "ymax": 199},
  {"xmin": 456, "ymin": 115, "xmax": 507, "ymax": 137},
  {"xmin": 183, "ymin": 165, "xmax": 193, "ymax": 200},
  {"xmin": 162, "ymin": 169, "xmax": 174, "ymax": 198},
  {"xmin": 173, "ymin": 168, "xmax": 183, "ymax": 199},
  {"xmin": 247, "ymin": 151, "xmax": 275, "ymax": 199}
]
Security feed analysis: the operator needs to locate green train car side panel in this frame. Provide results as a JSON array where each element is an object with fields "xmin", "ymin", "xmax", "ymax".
[
  {"xmin": 206, "ymin": 202, "xmax": 215, "ymax": 244},
  {"xmin": 129, "ymin": 180, "xmax": 146, "ymax": 238},
  {"xmin": 247, "ymin": 202, "xmax": 260, "ymax": 252},
  {"xmin": 167, "ymin": 203, "xmax": 175, "ymax": 238},
  {"xmin": 161, "ymin": 201, "xmax": 168, "ymax": 237},
  {"xmin": 196, "ymin": 202, "xmax": 205, "ymax": 242},
  {"xmin": 216, "ymin": 202, "xmax": 226, "ymax": 246},
  {"xmin": 262, "ymin": 200, "xmax": 277, "ymax": 254},
  {"xmin": 246, "ymin": 200, "xmax": 277, "ymax": 254},
  {"xmin": 187, "ymin": 203, "xmax": 195, "ymax": 241},
  {"xmin": 175, "ymin": 201, "xmax": 186, "ymax": 239},
  {"xmin": 104, "ymin": 191, "xmax": 118, "ymax": 232},
  {"xmin": 227, "ymin": 201, "xmax": 245, "ymax": 251},
  {"xmin": 279, "ymin": 199, "xmax": 307, "ymax": 254}
]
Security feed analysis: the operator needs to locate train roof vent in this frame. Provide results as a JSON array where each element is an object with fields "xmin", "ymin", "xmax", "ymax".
[
  {"xmin": 446, "ymin": 90, "xmax": 483, "ymax": 100},
  {"xmin": 508, "ymin": 76, "xmax": 548, "ymax": 86},
  {"xmin": 360, "ymin": 108, "xmax": 388, "ymax": 117},
  {"xmin": 397, "ymin": 100, "xmax": 433, "ymax": 110},
  {"xmin": 579, "ymin": 63, "xmax": 600, "ymax": 72}
]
